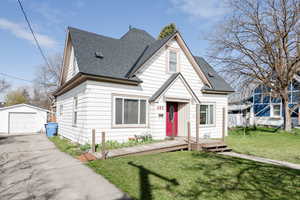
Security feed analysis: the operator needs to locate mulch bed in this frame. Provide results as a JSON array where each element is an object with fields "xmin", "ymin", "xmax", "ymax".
[{"xmin": 77, "ymin": 152, "xmax": 97, "ymax": 162}]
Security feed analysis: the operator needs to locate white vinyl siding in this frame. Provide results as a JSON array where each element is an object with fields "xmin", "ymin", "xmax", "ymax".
[{"xmin": 56, "ymin": 83, "xmax": 88, "ymax": 144}]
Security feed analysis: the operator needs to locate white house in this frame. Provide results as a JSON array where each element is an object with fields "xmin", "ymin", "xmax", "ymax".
[
  {"xmin": 0, "ymin": 104, "xmax": 49, "ymax": 134},
  {"xmin": 54, "ymin": 27, "xmax": 234, "ymax": 144}
]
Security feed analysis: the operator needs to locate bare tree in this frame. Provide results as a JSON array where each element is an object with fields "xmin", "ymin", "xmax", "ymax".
[
  {"xmin": 208, "ymin": 0, "xmax": 300, "ymax": 131},
  {"xmin": 34, "ymin": 53, "xmax": 62, "ymax": 109},
  {"xmin": 0, "ymin": 79, "xmax": 10, "ymax": 94}
]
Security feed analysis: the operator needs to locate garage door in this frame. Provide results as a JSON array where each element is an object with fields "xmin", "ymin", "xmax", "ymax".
[{"xmin": 9, "ymin": 112, "xmax": 38, "ymax": 134}]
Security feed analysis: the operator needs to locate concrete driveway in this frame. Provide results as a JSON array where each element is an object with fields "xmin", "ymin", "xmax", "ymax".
[{"xmin": 0, "ymin": 133, "xmax": 129, "ymax": 200}]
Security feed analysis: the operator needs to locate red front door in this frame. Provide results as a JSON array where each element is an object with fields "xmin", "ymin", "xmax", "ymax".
[{"xmin": 166, "ymin": 102, "xmax": 178, "ymax": 137}]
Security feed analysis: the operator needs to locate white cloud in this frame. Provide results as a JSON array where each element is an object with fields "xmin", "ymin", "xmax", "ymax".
[
  {"xmin": 0, "ymin": 18, "xmax": 57, "ymax": 49},
  {"xmin": 170, "ymin": 0, "xmax": 228, "ymax": 19}
]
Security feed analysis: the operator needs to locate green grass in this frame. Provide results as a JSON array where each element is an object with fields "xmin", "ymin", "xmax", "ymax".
[
  {"xmin": 226, "ymin": 127, "xmax": 300, "ymax": 164},
  {"xmin": 87, "ymin": 151, "xmax": 300, "ymax": 200},
  {"xmin": 49, "ymin": 136, "xmax": 84, "ymax": 157},
  {"xmin": 50, "ymin": 136, "xmax": 161, "ymax": 155},
  {"xmin": 97, "ymin": 139, "xmax": 161, "ymax": 151}
]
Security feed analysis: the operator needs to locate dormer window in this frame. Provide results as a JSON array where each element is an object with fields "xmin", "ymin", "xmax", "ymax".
[{"xmin": 168, "ymin": 50, "xmax": 178, "ymax": 73}]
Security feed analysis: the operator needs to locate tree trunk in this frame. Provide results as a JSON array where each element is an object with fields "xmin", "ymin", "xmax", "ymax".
[{"xmin": 282, "ymin": 97, "xmax": 292, "ymax": 131}]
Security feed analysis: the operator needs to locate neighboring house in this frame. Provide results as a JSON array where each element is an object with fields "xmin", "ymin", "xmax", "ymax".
[
  {"xmin": 54, "ymin": 27, "xmax": 234, "ymax": 144},
  {"xmin": 228, "ymin": 100, "xmax": 251, "ymax": 128},
  {"xmin": 251, "ymin": 84, "xmax": 299, "ymax": 127},
  {"xmin": 0, "ymin": 104, "xmax": 49, "ymax": 134},
  {"xmin": 228, "ymin": 82, "xmax": 300, "ymax": 128}
]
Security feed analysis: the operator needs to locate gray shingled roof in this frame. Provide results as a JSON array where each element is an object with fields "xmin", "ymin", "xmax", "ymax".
[
  {"xmin": 194, "ymin": 56, "xmax": 234, "ymax": 92},
  {"xmin": 68, "ymin": 27, "xmax": 233, "ymax": 92},
  {"xmin": 69, "ymin": 27, "xmax": 155, "ymax": 82}
]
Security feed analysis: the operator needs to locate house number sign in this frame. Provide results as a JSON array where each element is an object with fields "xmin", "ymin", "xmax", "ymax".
[{"xmin": 157, "ymin": 106, "xmax": 164, "ymax": 110}]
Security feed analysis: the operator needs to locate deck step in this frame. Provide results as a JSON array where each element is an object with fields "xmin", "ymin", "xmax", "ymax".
[
  {"xmin": 203, "ymin": 147, "xmax": 232, "ymax": 153},
  {"xmin": 201, "ymin": 143, "xmax": 227, "ymax": 149}
]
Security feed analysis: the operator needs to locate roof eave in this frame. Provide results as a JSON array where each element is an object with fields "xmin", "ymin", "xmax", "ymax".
[
  {"xmin": 53, "ymin": 73, "xmax": 141, "ymax": 97},
  {"xmin": 201, "ymin": 89, "xmax": 235, "ymax": 94}
]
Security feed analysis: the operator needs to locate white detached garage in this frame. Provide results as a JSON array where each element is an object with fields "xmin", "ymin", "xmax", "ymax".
[{"xmin": 0, "ymin": 104, "xmax": 49, "ymax": 134}]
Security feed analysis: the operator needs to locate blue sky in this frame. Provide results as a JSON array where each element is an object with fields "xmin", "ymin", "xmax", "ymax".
[{"xmin": 0, "ymin": 0, "xmax": 227, "ymax": 98}]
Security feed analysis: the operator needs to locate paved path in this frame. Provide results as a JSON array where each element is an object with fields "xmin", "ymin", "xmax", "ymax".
[
  {"xmin": 0, "ymin": 133, "xmax": 129, "ymax": 200},
  {"xmin": 220, "ymin": 152, "xmax": 300, "ymax": 170}
]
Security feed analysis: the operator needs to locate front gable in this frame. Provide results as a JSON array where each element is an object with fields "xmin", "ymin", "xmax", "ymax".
[
  {"xmin": 137, "ymin": 36, "xmax": 209, "ymax": 101},
  {"xmin": 132, "ymin": 33, "xmax": 212, "ymax": 89},
  {"xmin": 149, "ymin": 73, "xmax": 200, "ymax": 103},
  {"xmin": 60, "ymin": 32, "xmax": 79, "ymax": 85}
]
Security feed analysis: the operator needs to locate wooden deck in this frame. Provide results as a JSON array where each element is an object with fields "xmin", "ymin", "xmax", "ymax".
[
  {"xmin": 93, "ymin": 139, "xmax": 188, "ymax": 159},
  {"xmin": 92, "ymin": 137, "xmax": 231, "ymax": 159}
]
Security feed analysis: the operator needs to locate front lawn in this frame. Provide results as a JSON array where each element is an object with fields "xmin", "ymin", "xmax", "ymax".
[
  {"xmin": 226, "ymin": 127, "xmax": 300, "ymax": 164},
  {"xmin": 87, "ymin": 151, "xmax": 300, "ymax": 200}
]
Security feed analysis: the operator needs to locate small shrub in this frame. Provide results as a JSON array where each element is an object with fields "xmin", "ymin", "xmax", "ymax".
[
  {"xmin": 96, "ymin": 134, "xmax": 159, "ymax": 152},
  {"xmin": 80, "ymin": 143, "xmax": 91, "ymax": 152},
  {"xmin": 134, "ymin": 133, "xmax": 153, "ymax": 142}
]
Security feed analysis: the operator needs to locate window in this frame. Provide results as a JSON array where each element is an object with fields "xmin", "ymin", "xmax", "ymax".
[
  {"xmin": 168, "ymin": 51, "xmax": 178, "ymax": 72},
  {"xmin": 199, "ymin": 103, "xmax": 215, "ymax": 125},
  {"xmin": 59, "ymin": 104, "xmax": 63, "ymax": 116},
  {"xmin": 73, "ymin": 97, "xmax": 78, "ymax": 125},
  {"xmin": 272, "ymin": 104, "xmax": 281, "ymax": 117},
  {"xmin": 114, "ymin": 97, "xmax": 147, "ymax": 126},
  {"xmin": 72, "ymin": 55, "xmax": 76, "ymax": 75},
  {"xmin": 70, "ymin": 46, "xmax": 76, "ymax": 75}
]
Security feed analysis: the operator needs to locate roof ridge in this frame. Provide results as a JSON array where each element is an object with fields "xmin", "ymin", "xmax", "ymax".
[
  {"xmin": 68, "ymin": 26, "xmax": 119, "ymax": 41},
  {"xmin": 120, "ymin": 27, "xmax": 155, "ymax": 40}
]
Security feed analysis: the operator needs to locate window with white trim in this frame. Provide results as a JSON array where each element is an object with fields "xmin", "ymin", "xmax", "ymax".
[
  {"xmin": 59, "ymin": 104, "xmax": 63, "ymax": 116},
  {"xmin": 272, "ymin": 104, "xmax": 281, "ymax": 117},
  {"xmin": 73, "ymin": 97, "xmax": 78, "ymax": 125},
  {"xmin": 72, "ymin": 55, "xmax": 76, "ymax": 75},
  {"xmin": 199, "ymin": 103, "xmax": 215, "ymax": 125},
  {"xmin": 168, "ymin": 50, "xmax": 178, "ymax": 73},
  {"xmin": 114, "ymin": 97, "xmax": 147, "ymax": 126}
]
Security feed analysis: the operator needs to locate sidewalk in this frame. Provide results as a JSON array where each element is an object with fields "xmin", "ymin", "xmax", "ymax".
[{"xmin": 220, "ymin": 152, "xmax": 300, "ymax": 170}]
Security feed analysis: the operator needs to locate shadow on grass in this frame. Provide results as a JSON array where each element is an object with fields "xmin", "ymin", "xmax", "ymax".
[
  {"xmin": 178, "ymin": 152, "xmax": 300, "ymax": 200},
  {"xmin": 128, "ymin": 161, "xmax": 179, "ymax": 200}
]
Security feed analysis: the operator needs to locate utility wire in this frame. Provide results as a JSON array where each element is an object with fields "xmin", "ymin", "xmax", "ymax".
[
  {"xmin": 0, "ymin": 72, "xmax": 56, "ymax": 87},
  {"xmin": 0, "ymin": 72, "xmax": 34, "ymax": 83},
  {"xmin": 17, "ymin": 0, "xmax": 52, "ymax": 69}
]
